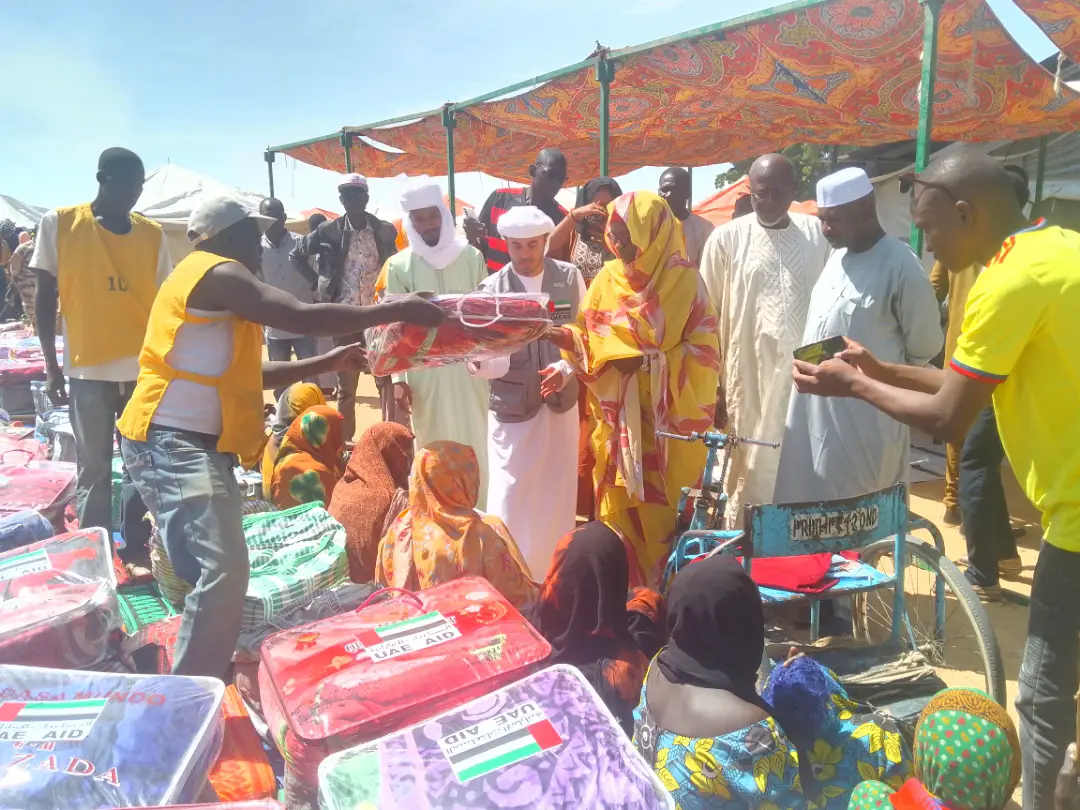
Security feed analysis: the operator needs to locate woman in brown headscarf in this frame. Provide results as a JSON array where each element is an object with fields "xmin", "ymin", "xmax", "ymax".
[{"xmin": 328, "ymin": 422, "xmax": 414, "ymax": 582}]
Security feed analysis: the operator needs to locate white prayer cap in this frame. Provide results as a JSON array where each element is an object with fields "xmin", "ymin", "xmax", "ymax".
[
  {"xmin": 337, "ymin": 173, "xmax": 368, "ymax": 191},
  {"xmin": 816, "ymin": 167, "xmax": 874, "ymax": 208},
  {"xmin": 399, "ymin": 175, "xmax": 444, "ymax": 212},
  {"xmin": 497, "ymin": 206, "xmax": 555, "ymax": 239}
]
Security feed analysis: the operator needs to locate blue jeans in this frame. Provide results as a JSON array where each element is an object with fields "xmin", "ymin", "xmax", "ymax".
[
  {"xmin": 121, "ymin": 426, "xmax": 248, "ymax": 678},
  {"xmin": 266, "ymin": 335, "xmax": 318, "ymax": 400}
]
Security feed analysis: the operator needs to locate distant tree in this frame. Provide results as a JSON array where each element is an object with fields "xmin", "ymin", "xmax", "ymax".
[{"xmin": 715, "ymin": 145, "xmax": 840, "ymax": 197}]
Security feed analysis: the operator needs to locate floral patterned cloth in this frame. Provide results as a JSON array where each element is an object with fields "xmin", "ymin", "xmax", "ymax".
[
  {"xmin": 763, "ymin": 657, "xmax": 910, "ymax": 810},
  {"xmin": 374, "ymin": 441, "xmax": 538, "ymax": 610},
  {"xmin": 270, "ymin": 405, "xmax": 346, "ymax": 510},
  {"xmin": 633, "ymin": 660, "xmax": 804, "ymax": 809},
  {"xmin": 339, "ymin": 220, "xmax": 381, "ymax": 306}
]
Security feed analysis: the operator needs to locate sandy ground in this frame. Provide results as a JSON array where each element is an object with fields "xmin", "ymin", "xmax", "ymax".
[{"xmin": 326, "ymin": 374, "xmax": 1036, "ymax": 804}]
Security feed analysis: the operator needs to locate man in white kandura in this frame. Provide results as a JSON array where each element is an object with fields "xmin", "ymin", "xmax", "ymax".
[
  {"xmin": 773, "ymin": 167, "xmax": 942, "ymax": 503},
  {"xmin": 469, "ymin": 206, "xmax": 586, "ymax": 576},
  {"xmin": 700, "ymin": 153, "xmax": 831, "ymax": 524},
  {"xmin": 384, "ymin": 176, "xmax": 491, "ymax": 505}
]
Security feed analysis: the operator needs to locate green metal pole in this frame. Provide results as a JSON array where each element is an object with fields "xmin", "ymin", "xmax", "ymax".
[
  {"xmin": 264, "ymin": 150, "xmax": 276, "ymax": 198},
  {"xmin": 341, "ymin": 132, "xmax": 353, "ymax": 173},
  {"xmin": 596, "ymin": 58, "xmax": 615, "ymax": 177},
  {"xmin": 442, "ymin": 105, "xmax": 457, "ymax": 222},
  {"xmin": 1033, "ymin": 135, "xmax": 1048, "ymax": 216},
  {"xmin": 910, "ymin": 0, "xmax": 943, "ymax": 254}
]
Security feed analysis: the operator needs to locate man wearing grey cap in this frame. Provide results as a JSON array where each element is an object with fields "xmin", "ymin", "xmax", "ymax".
[
  {"xmin": 773, "ymin": 167, "xmax": 942, "ymax": 505},
  {"xmin": 117, "ymin": 194, "xmax": 443, "ymax": 678}
]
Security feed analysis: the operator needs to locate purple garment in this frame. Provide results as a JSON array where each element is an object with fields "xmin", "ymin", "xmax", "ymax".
[
  {"xmin": 318, "ymin": 664, "xmax": 674, "ymax": 809},
  {"xmin": 0, "ymin": 665, "xmax": 224, "ymax": 809}
]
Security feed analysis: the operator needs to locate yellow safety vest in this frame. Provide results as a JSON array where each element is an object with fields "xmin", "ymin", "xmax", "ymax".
[
  {"xmin": 117, "ymin": 250, "xmax": 266, "ymax": 467},
  {"xmin": 55, "ymin": 204, "xmax": 161, "ymax": 368}
]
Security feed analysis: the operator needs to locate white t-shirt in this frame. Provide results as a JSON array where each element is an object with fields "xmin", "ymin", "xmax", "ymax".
[
  {"xmin": 680, "ymin": 213, "xmax": 716, "ymax": 268},
  {"xmin": 29, "ymin": 209, "xmax": 173, "ymax": 382}
]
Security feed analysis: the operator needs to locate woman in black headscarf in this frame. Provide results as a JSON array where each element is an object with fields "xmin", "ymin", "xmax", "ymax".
[
  {"xmin": 632, "ymin": 555, "xmax": 805, "ymax": 809},
  {"xmin": 531, "ymin": 522, "xmax": 664, "ymax": 734},
  {"xmin": 546, "ymin": 177, "xmax": 623, "ymax": 285}
]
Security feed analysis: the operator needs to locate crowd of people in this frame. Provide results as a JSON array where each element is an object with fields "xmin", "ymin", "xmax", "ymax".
[{"xmin": 13, "ymin": 141, "xmax": 1078, "ymax": 810}]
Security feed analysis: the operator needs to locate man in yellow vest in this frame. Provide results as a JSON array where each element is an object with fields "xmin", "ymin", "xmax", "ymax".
[
  {"xmin": 117, "ymin": 195, "xmax": 443, "ymax": 678},
  {"xmin": 31, "ymin": 147, "xmax": 172, "ymax": 572}
]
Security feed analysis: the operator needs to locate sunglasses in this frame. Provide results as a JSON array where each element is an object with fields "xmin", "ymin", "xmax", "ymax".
[{"xmin": 897, "ymin": 172, "xmax": 958, "ymax": 202}]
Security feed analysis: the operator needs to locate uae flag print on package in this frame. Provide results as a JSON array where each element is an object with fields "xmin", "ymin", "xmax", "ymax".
[
  {"xmin": 0, "ymin": 529, "xmax": 120, "ymax": 669},
  {"xmin": 0, "ymin": 665, "xmax": 224, "ymax": 809},
  {"xmin": 258, "ymin": 577, "xmax": 551, "ymax": 788},
  {"xmin": 364, "ymin": 293, "xmax": 552, "ymax": 375},
  {"xmin": 318, "ymin": 664, "xmax": 674, "ymax": 809}
]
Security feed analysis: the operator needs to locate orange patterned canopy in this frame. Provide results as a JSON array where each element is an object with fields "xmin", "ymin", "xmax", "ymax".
[{"xmin": 278, "ymin": 0, "xmax": 1080, "ymax": 185}]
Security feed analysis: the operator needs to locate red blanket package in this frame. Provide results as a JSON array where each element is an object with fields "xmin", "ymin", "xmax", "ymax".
[
  {"xmin": 0, "ymin": 528, "xmax": 120, "ymax": 669},
  {"xmin": 209, "ymin": 685, "xmax": 275, "ymax": 802},
  {"xmin": 259, "ymin": 576, "xmax": 551, "ymax": 789},
  {"xmin": 0, "ymin": 462, "xmax": 77, "ymax": 526},
  {"xmin": 365, "ymin": 293, "xmax": 552, "ymax": 375}
]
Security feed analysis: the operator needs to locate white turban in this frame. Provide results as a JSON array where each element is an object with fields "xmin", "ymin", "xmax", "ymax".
[
  {"xmin": 397, "ymin": 175, "xmax": 469, "ymax": 270},
  {"xmin": 497, "ymin": 205, "xmax": 555, "ymax": 239},
  {"xmin": 399, "ymin": 175, "xmax": 444, "ymax": 212},
  {"xmin": 817, "ymin": 167, "xmax": 875, "ymax": 208}
]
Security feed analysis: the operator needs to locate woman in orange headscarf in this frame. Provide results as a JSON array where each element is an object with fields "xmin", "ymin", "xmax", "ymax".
[
  {"xmin": 260, "ymin": 383, "xmax": 326, "ymax": 498},
  {"xmin": 269, "ymin": 405, "xmax": 346, "ymax": 510},
  {"xmin": 375, "ymin": 441, "xmax": 538, "ymax": 610},
  {"xmin": 547, "ymin": 191, "xmax": 720, "ymax": 585}
]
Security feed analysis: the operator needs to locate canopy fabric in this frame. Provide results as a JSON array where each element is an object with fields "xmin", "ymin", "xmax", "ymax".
[
  {"xmin": 277, "ymin": 0, "xmax": 1080, "ymax": 185},
  {"xmin": 0, "ymin": 195, "xmax": 48, "ymax": 230},
  {"xmin": 693, "ymin": 176, "xmax": 817, "ymax": 226},
  {"xmin": 1013, "ymin": 1, "xmax": 1080, "ymax": 64}
]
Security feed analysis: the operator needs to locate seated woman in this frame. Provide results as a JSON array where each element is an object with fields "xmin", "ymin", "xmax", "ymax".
[
  {"xmin": 634, "ymin": 555, "xmax": 804, "ymax": 809},
  {"xmin": 375, "ymin": 441, "xmax": 538, "ymax": 610},
  {"xmin": 329, "ymin": 421, "xmax": 415, "ymax": 583},
  {"xmin": 531, "ymin": 523, "xmax": 665, "ymax": 734},
  {"xmin": 269, "ymin": 405, "xmax": 346, "ymax": 509},
  {"xmin": 763, "ymin": 653, "xmax": 910, "ymax": 809},
  {"xmin": 847, "ymin": 686, "xmax": 1018, "ymax": 810},
  {"xmin": 260, "ymin": 382, "xmax": 325, "ymax": 498}
]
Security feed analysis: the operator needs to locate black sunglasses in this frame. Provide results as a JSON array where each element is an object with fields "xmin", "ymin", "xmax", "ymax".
[{"xmin": 898, "ymin": 172, "xmax": 958, "ymax": 202}]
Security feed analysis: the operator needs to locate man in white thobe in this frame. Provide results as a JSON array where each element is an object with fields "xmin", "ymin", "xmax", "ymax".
[
  {"xmin": 774, "ymin": 167, "xmax": 943, "ymax": 504},
  {"xmin": 469, "ymin": 207, "xmax": 586, "ymax": 577},
  {"xmin": 700, "ymin": 154, "xmax": 831, "ymax": 524},
  {"xmin": 384, "ymin": 176, "xmax": 490, "ymax": 506}
]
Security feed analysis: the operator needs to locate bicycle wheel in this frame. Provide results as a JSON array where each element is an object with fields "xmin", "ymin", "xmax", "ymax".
[{"xmin": 853, "ymin": 537, "xmax": 1006, "ymax": 705}]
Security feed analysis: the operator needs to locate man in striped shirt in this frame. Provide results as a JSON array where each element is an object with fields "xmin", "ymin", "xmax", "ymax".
[{"xmin": 467, "ymin": 148, "xmax": 568, "ymax": 272}]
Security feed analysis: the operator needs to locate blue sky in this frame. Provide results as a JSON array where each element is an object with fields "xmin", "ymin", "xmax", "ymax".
[{"xmin": 4, "ymin": 0, "xmax": 1055, "ymax": 218}]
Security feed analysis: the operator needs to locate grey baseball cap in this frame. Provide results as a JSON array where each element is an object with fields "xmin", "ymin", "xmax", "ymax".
[{"xmin": 187, "ymin": 195, "xmax": 275, "ymax": 245}]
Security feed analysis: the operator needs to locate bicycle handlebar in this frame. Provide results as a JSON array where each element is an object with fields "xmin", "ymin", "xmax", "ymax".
[{"xmin": 656, "ymin": 430, "xmax": 780, "ymax": 449}]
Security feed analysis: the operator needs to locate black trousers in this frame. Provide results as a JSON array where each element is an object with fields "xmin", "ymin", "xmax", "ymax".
[{"xmin": 959, "ymin": 406, "xmax": 1018, "ymax": 587}]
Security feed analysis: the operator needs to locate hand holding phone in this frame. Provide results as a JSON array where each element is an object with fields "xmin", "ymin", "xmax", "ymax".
[{"xmin": 793, "ymin": 335, "xmax": 847, "ymax": 365}]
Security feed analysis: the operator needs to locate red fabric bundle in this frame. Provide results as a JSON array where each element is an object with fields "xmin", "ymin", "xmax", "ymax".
[{"xmin": 365, "ymin": 293, "xmax": 552, "ymax": 375}]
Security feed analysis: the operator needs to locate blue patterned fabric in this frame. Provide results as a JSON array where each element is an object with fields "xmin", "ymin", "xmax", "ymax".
[{"xmin": 633, "ymin": 662, "xmax": 804, "ymax": 809}]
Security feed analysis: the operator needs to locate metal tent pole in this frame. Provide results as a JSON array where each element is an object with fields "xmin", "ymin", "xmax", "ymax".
[
  {"xmin": 911, "ymin": 0, "xmax": 943, "ymax": 255},
  {"xmin": 264, "ymin": 150, "xmax": 276, "ymax": 198},
  {"xmin": 443, "ymin": 105, "xmax": 457, "ymax": 221},
  {"xmin": 1033, "ymin": 135, "xmax": 1048, "ymax": 216},
  {"xmin": 596, "ymin": 57, "xmax": 615, "ymax": 177},
  {"xmin": 341, "ymin": 132, "xmax": 353, "ymax": 173}
]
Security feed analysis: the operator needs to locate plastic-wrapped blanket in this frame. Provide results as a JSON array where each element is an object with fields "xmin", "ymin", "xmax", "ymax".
[
  {"xmin": 259, "ymin": 576, "xmax": 551, "ymax": 788},
  {"xmin": 143, "ymin": 803, "xmax": 285, "ymax": 809},
  {"xmin": 318, "ymin": 664, "xmax": 674, "ymax": 809},
  {"xmin": 0, "ymin": 509, "xmax": 53, "ymax": 554},
  {"xmin": 0, "ymin": 665, "xmax": 224, "ymax": 809},
  {"xmin": 0, "ymin": 462, "xmax": 76, "ymax": 526},
  {"xmin": 365, "ymin": 293, "xmax": 551, "ymax": 375},
  {"xmin": 0, "ymin": 529, "xmax": 119, "ymax": 669}
]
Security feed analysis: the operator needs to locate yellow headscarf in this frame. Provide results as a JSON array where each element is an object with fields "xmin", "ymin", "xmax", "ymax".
[
  {"xmin": 260, "ymin": 383, "xmax": 326, "ymax": 498},
  {"xmin": 564, "ymin": 191, "xmax": 720, "ymax": 580}
]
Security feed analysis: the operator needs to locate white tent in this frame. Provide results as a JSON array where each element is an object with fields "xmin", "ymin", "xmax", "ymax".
[
  {"xmin": 136, "ymin": 165, "xmax": 276, "ymax": 263},
  {"xmin": 0, "ymin": 195, "xmax": 48, "ymax": 230}
]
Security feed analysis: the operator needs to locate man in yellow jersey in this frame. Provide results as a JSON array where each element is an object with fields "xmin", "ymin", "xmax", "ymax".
[
  {"xmin": 117, "ymin": 195, "xmax": 443, "ymax": 679},
  {"xmin": 31, "ymin": 147, "xmax": 172, "ymax": 572},
  {"xmin": 789, "ymin": 150, "xmax": 1080, "ymax": 810}
]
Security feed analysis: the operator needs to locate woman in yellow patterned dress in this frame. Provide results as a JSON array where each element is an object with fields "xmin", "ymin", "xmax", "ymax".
[{"xmin": 547, "ymin": 191, "xmax": 719, "ymax": 585}]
